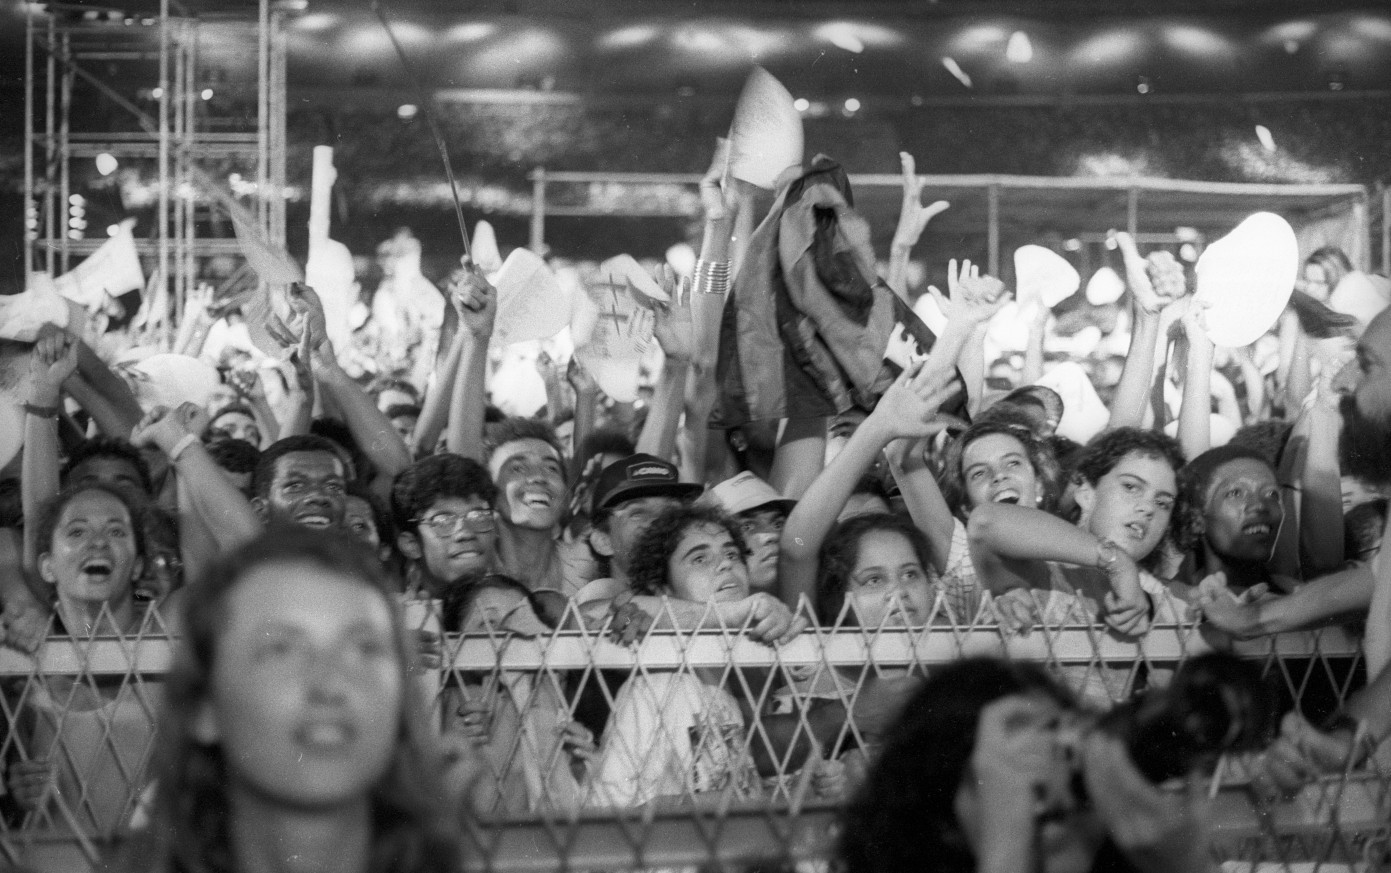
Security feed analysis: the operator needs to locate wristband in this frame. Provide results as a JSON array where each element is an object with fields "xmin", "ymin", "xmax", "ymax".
[
  {"xmin": 23, "ymin": 402, "xmax": 59, "ymax": 419},
  {"xmin": 692, "ymin": 259, "xmax": 731, "ymax": 296},
  {"xmin": 168, "ymin": 433, "xmax": 200, "ymax": 463},
  {"xmin": 1095, "ymin": 538, "xmax": 1121, "ymax": 574}
]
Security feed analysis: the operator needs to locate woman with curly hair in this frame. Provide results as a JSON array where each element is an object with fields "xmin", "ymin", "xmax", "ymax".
[
  {"xmin": 589, "ymin": 503, "xmax": 765, "ymax": 808},
  {"xmin": 967, "ymin": 428, "xmax": 1186, "ymax": 705},
  {"xmin": 111, "ymin": 525, "xmax": 461, "ymax": 873}
]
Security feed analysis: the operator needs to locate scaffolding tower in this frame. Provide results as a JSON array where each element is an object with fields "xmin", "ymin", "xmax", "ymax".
[{"xmin": 24, "ymin": 0, "xmax": 287, "ymax": 336}]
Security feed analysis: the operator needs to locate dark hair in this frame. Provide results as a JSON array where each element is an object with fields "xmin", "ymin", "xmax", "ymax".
[
  {"xmin": 1073, "ymin": 427, "xmax": 1185, "ymax": 489},
  {"xmin": 1306, "ymin": 246, "xmax": 1353, "ymax": 289},
  {"xmin": 144, "ymin": 526, "xmax": 460, "ymax": 873},
  {"xmin": 839, "ymin": 658, "xmax": 1075, "ymax": 873},
  {"xmin": 815, "ymin": 513, "xmax": 933, "ymax": 624},
  {"xmin": 34, "ymin": 482, "xmax": 149, "ymax": 571},
  {"xmin": 575, "ymin": 429, "xmax": 635, "ymax": 473},
  {"xmin": 251, "ymin": 434, "xmax": 354, "ymax": 498},
  {"xmin": 390, "ymin": 453, "xmax": 496, "ymax": 533},
  {"xmin": 1073, "ymin": 428, "xmax": 1186, "ymax": 571},
  {"xmin": 347, "ymin": 481, "xmax": 395, "ymax": 544},
  {"xmin": 440, "ymin": 572, "xmax": 547, "ymax": 634},
  {"xmin": 61, "ymin": 435, "xmax": 153, "ymax": 495},
  {"xmin": 1228, "ymin": 420, "xmax": 1293, "ymax": 469},
  {"xmin": 1176, "ymin": 445, "xmax": 1276, "ymax": 554},
  {"xmin": 628, "ymin": 504, "xmax": 748, "ymax": 597},
  {"xmin": 1345, "ymin": 498, "xmax": 1389, "ymax": 563},
  {"xmin": 310, "ymin": 418, "xmax": 371, "ymax": 485},
  {"xmin": 208, "ymin": 404, "xmax": 257, "ymax": 428},
  {"xmin": 205, "ymin": 438, "xmax": 261, "ymax": 476},
  {"xmin": 939, "ymin": 421, "xmax": 1063, "ymax": 519},
  {"xmin": 385, "ymin": 404, "xmax": 422, "ymax": 422},
  {"xmin": 484, "ymin": 418, "xmax": 564, "ymax": 470}
]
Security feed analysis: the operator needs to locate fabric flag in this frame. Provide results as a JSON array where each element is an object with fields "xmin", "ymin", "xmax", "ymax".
[
  {"xmin": 713, "ymin": 155, "xmax": 965, "ymax": 428},
  {"xmin": 52, "ymin": 218, "xmax": 144, "ymax": 311}
]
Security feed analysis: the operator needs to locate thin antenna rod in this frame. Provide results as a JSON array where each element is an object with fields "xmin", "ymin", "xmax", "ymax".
[{"xmin": 370, "ymin": 0, "xmax": 472, "ymax": 260}]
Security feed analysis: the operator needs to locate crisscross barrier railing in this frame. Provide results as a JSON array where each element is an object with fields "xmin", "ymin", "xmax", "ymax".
[{"xmin": 0, "ymin": 592, "xmax": 1386, "ymax": 872}]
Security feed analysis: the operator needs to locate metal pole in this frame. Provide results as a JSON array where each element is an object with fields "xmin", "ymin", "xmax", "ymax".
[
  {"xmin": 58, "ymin": 30, "xmax": 71, "ymax": 272},
  {"xmin": 44, "ymin": 14, "xmax": 55, "ymax": 274},
  {"xmin": 24, "ymin": 4, "xmax": 34, "ymax": 280},
  {"xmin": 530, "ymin": 168, "xmax": 547, "ymax": 253},
  {"xmin": 257, "ymin": 0, "xmax": 269, "ymax": 231},
  {"xmin": 1127, "ymin": 186, "xmax": 1139, "ymax": 238},
  {"xmin": 158, "ymin": 0, "xmax": 171, "ymax": 308},
  {"xmin": 987, "ymin": 184, "xmax": 1000, "ymax": 276},
  {"xmin": 1381, "ymin": 187, "xmax": 1389, "ymax": 275}
]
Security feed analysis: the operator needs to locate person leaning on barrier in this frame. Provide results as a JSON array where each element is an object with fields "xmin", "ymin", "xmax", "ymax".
[
  {"xmin": 5, "ymin": 483, "xmax": 166, "ymax": 834},
  {"xmin": 1238, "ymin": 305, "xmax": 1391, "ymax": 797},
  {"xmin": 108, "ymin": 525, "xmax": 462, "ymax": 873},
  {"xmin": 839, "ymin": 658, "xmax": 1217, "ymax": 873}
]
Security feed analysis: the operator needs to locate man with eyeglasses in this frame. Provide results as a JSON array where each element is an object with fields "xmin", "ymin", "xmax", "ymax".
[{"xmin": 391, "ymin": 453, "xmax": 498, "ymax": 600}]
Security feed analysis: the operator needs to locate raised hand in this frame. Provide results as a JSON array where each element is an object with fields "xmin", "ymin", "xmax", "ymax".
[
  {"xmin": 27, "ymin": 326, "xmax": 80, "ymax": 407},
  {"xmin": 699, "ymin": 137, "xmax": 737, "ymax": 223},
  {"xmin": 926, "ymin": 258, "xmax": 1009, "ymax": 328},
  {"xmin": 1114, "ymin": 232, "xmax": 1186, "ymax": 316},
  {"xmin": 286, "ymin": 282, "xmax": 330, "ymax": 353},
  {"xmin": 891, "ymin": 152, "xmax": 950, "ymax": 251},
  {"xmin": 446, "ymin": 257, "xmax": 497, "ymax": 340},
  {"xmin": 650, "ymin": 268, "xmax": 695, "ymax": 363},
  {"xmin": 566, "ymin": 357, "xmax": 600, "ymax": 397},
  {"xmin": 868, "ymin": 363, "xmax": 961, "ymax": 441},
  {"xmin": 130, "ymin": 403, "xmax": 205, "ymax": 456}
]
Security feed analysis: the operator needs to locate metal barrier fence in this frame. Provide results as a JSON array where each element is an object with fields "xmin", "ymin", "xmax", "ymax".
[{"xmin": 0, "ymin": 591, "xmax": 1387, "ymax": 872}]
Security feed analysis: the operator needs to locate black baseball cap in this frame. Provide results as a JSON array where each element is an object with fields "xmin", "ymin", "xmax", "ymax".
[{"xmin": 592, "ymin": 453, "xmax": 704, "ymax": 515}]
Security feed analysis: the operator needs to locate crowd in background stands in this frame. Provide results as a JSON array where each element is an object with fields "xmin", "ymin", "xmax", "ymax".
[{"xmin": 2, "ymin": 142, "xmax": 1390, "ymax": 873}]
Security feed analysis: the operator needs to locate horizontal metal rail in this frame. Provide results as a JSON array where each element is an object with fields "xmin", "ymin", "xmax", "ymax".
[{"xmin": 0, "ymin": 624, "xmax": 1361, "ymax": 676}]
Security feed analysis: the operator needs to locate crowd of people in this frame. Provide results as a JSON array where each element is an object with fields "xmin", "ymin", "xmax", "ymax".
[{"xmin": 1, "ymin": 144, "xmax": 1390, "ymax": 873}]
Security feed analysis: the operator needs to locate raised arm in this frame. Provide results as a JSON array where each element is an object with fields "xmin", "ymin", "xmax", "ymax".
[
  {"xmin": 130, "ymin": 403, "xmax": 262, "ymax": 556},
  {"xmin": 635, "ymin": 269, "xmax": 693, "ymax": 462},
  {"xmin": 885, "ymin": 152, "xmax": 949, "ymax": 300},
  {"xmin": 1298, "ymin": 371, "xmax": 1347, "ymax": 577},
  {"xmin": 1109, "ymin": 235, "xmax": 1185, "ymax": 430},
  {"xmin": 21, "ymin": 329, "xmax": 79, "ymax": 570},
  {"xmin": 283, "ymin": 284, "xmax": 413, "ymax": 495},
  {"xmin": 779, "ymin": 368, "xmax": 961, "ymax": 610},
  {"xmin": 443, "ymin": 262, "xmax": 497, "ymax": 463},
  {"xmin": 1176, "ymin": 298, "xmax": 1214, "ymax": 460},
  {"xmin": 67, "ymin": 339, "xmax": 143, "ymax": 438}
]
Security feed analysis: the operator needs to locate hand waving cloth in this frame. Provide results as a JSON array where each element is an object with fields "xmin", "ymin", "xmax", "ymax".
[{"xmin": 714, "ymin": 154, "xmax": 964, "ymax": 428}]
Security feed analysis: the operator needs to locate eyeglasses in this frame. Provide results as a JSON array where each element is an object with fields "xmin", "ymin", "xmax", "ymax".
[{"xmin": 415, "ymin": 509, "xmax": 496, "ymax": 536}]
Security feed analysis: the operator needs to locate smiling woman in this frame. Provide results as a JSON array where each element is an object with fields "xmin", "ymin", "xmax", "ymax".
[{"xmin": 5, "ymin": 484, "xmax": 159, "ymax": 835}]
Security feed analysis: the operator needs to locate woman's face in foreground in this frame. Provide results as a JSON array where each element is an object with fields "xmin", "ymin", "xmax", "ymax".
[{"xmin": 198, "ymin": 561, "xmax": 403, "ymax": 809}]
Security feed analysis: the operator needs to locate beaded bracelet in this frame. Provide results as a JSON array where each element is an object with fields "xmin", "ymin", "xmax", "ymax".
[{"xmin": 692, "ymin": 259, "xmax": 731, "ymax": 296}]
